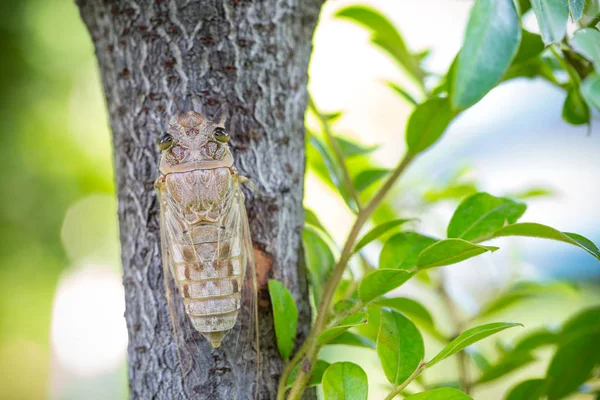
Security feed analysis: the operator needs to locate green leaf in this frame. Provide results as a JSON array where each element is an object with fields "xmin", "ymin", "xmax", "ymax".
[
  {"xmin": 477, "ymin": 352, "xmax": 536, "ymax": 384},
  {"xmin": 506, "ymin": 379, "xmax": 548, "ymax": 400},
  {"xmin": 375, "ymin": 297, "xmax": 446, "ymax": 342},
  {"xmin": 571, "ymin": 29, "xmax": 600, "ymax": 71},
  {"xmin": 268, "ymin": 280, "xmax": 298, "ymax": 360},
  {"xmin": 286, "ymin": 359, "xmax": 331, "ymax": 388},
  {"xmin": 513, "ymin": 30, "xmax": 545, "ymax": 64},
  {"xmin": 581, "ymin": 73, "xmax": 600, "ymax": 112},
  {"xmin": 430, "ymin": 55, "xmax": 458, "ymax": 97},
  {"xmin": 327, "ymin": 331, "xmax": 376, "ymax": 349},
  {"xmin": 415, "ymin": 48, "xmax": 431, "ymax": 61},
  {"xmin": 333, "ymin": 292, "xmax": 359, "ymax": 313},
  {"xmin": 386, "ymin": 81, "xmax": 419, "ymax": 106},
  {"xmin": 515, "ymin": 0, "xmax": 531, "ymax": 16},
  {"xmin": 517, "ymin": 0, "xmax": 533, "ymax": 15},
  {"xmin": 305, "ymin": 208, "xmax": 331, "ymax": 237},
  {"xmin": 359, "ymin": 269, "xmax": 414, "ymax": 303},
  {"xmin": 355, "ymin": 305, "xmax": 384, "ymax": 342},
  {"xmin": 424, "ymin": 183, "xmax": 479, "ymax": 203},
  {"xmin": 318, "ymin": 312, "xmax": 368, "ymax": 345},
  {"xmin": 470, "ymin": 351, "xmax": 493, "ymax": 374},
  {"xmin": 478, "ymin": 281, "xmax": 578, "ymax": 318},
  {"xmin": 513, "ymin": 328, "xmax": 559, "ymax": 353},
  {"xmin": 426, "ymin": 322, "xmax": 522, "ymax": 369},
  {"xmin": 489, "ymin": 222, "xmax": 600, "ymax": 260},
  {"xmin": 304, "ymin": 208, "xmax": 322, "ymax": 228},
  {"xmin": 416, "ymin": 239, "xmax": 498, "ymax": 270},
  {"xmin": 323, "ymin": 111, "xmax": 343, "ymax": 122},
  {"xmin": 380, "ymin": 232, "xmax": 438, "ymax": 270},
  {"xmin": 447, "ymin": 192, "xmax": 527, "ymax": 242},
  {"xmin": 303, "ymin": 227, "xmax": 336, "ymax": 304},
  {"xmin": 546, "ymin": 332, "xmax": 600, "ymax": 399},
  {"xmin": 561, "ymin": 306, "xmax": 600, "ymax": 339},
  {"xmin": 353, "ymin": 219, "xmax": 414, "ymax": 254},
  {"xmin": 377, "ymin": 309, "xmax": 424, "ymax": 385},
  {"xmin": 531, "ymin": 0, "xmax": 569, "ymax": 44},
  {"xmin": 406, "ymin": 97, "xmax": 455, "ymax": 154},
  {"xmin": 583, "ymin": 0, "xmax": 600, "ymax": 20},
  {"xmin": 495, "ymin": 339, "xmax": 513, "ymax": 356},
  {"xmin": 446, "ymin": 53, "xmax": 459, "ymax": 96},
  {"xmin": 353, "ymin": 168, "xmax": 391, "ymax": 192},
  {"xmin": 322, "ymin": 362, "xmax": 368, "ymax": 400},
  {"xmin": 333, "ymin": 299, "xmax": 357, "ymax": 314},
  {"xmin": 504, "ymin": 57, "xmax": 561, "ymax": 84},
  {"xmin": 336, "ymin": 136, "xmax": 378, "ymax": 158},
  {"xmin": 451, "ymin": 0, "xmax": 521, "ymax": 109},
  {"xmin": 422, "ymin": 381, "xmax": 462, "ymax": 390},
  {"xmin": 569, "ymin": 0, "xmax": 585, "ymax": 20},
  {"xmin": 335, "ymin": 6, "xmax": 424, "ymax": 87},
  {"xmin": 308, "ymin": 134, "xmax": 357, "ymax": 212},
  {"xmin": 374, "ymin": 297, "xmax": 435, "ymax": 328},
  {"xmin": 404, "ymin": 388, "xmax": 473, "ymax": 400},
  {"xmin": 509, "ymin": 187, "xmax": 555, "ymax": 200}
]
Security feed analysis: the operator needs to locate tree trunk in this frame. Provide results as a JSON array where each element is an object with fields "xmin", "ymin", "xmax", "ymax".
[{"xmin": 77, "ymin": 1, "xmax": 322, "ymax": 398}]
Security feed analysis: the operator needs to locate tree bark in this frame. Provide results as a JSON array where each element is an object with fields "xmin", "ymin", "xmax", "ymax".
[{"xmin": 77, "ymin": 1, "xmax": 322, "ymax": 398}]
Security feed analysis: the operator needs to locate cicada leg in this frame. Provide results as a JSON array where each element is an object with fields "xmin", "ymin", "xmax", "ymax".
[{"xmin": 231, "ymin": 168, "xmax": 264, "ymax": 197}]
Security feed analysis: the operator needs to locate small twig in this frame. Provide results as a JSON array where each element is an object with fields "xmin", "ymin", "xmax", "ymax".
[
  {"xmin": 325, "ymin": 301, "xmax": 366, "ymax": 330},
  {"xmin": 384, "ymin": 362, "xmax": 427, "ymax": 400},
  {"xmin": 285, "ymin": 153, "xmax": 416, "ymax": 399},
  {"xmin": 276, "ymin": 338, "xmax": 311, "ymax": 400},
  {"xmin": 308, "ymin": 94, "xmax": 363, "ymax": 211},
  {"xmin": 586, "ymin": 12, "xmax": 600, "ymax": 28},
  {"xmin": 549, "ymin": 45, "xmax": 582, "ymax": 87}
]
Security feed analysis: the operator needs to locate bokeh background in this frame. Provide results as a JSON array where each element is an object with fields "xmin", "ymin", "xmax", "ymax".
[{"xmin": 0, "ymin": 0, "xmax": 598, "ymax": 399}]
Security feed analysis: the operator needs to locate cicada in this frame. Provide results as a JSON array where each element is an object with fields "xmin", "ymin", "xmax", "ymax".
[{"xmin": 155, "ymin": 107, "xmax": 259, "ymax": 394}]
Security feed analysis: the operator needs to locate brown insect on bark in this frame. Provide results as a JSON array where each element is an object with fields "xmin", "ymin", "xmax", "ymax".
[{"xmin": 155, "ymin": 106, "xmax": 259, "ymax": 396}]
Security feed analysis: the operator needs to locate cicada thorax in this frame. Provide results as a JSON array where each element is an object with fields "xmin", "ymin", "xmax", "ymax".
[{"xmin": 164, "ymin": 167, "xmax": 246, "ymax": 348}]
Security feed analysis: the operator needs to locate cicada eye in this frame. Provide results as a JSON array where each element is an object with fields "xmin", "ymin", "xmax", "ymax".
[
  {"xmin": 157, "ymin": 133, "xmax": 174, "ymax": 150},
  {"xmin": 213, "ymin": 127, "xmax": 230, "ymax": 143}
]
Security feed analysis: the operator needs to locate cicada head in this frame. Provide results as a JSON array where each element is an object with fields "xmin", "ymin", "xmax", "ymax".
[{"xmin": 158, "ymin": 109, "xmax": 234, "ymax": 174}]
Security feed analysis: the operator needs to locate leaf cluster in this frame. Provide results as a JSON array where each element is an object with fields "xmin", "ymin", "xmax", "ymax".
[{"xmin": 270, "ymin": 1, "xmax": 600, "ymax": 399}]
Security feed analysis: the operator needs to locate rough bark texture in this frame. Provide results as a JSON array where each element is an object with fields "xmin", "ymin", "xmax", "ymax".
[{"xmin": 77, "ymin": 1, "xmax": 322, "ymax": 398}]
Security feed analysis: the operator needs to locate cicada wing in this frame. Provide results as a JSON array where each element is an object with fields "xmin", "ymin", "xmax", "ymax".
[
  {"xmin": 218, "ymin": 179, "xmax": 261, "ymax": 398},
  {"xmin": 158, "ymin": 186, "xmax": 212, "ymax": 390}
]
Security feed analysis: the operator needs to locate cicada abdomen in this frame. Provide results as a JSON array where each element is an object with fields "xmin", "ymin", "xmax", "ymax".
[{"xmin": 155, "ymin": 108, "xmax": 259, "ymax": 381}]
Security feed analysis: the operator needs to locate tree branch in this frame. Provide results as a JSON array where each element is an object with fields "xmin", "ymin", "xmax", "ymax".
[{"xmin": 285, "ymin": 151, "xmax": 416, "ymax": 399}]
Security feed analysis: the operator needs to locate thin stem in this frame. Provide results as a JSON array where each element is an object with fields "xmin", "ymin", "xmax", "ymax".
[
  {"xmin": 586, "ymin": 12, "xmax": 600, "ymax": 28},
  {"xmin": 437, "ymin": 277, "xmax": 470, "ymax": 394},
  {"xmin": 285, "ymin": 152, "xmax": 416, "ymax": 400},
  {"xmin": 308, "ymin": 94, "xmax": 362, "ymax": 211},
  {"xmin": 277, "ymin": 341, "xmax": 310, "ymax": 400},
  {"xmin": 384, "ymin": 362, "xmax": 426, "ymax": 400},
  {"xmin": 326, "ymin": 301, "xmax": 366, "ymax": 330},
  {"xmin": 549, "ymin": 45, "xmax": 582, "ymax": 86},
  {"xmin": 457, "ymin": 349, "xmax": 471, "ymax": 394}
]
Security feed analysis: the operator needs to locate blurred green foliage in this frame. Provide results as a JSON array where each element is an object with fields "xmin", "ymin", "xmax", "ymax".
[{"xmin": 0, "ymin": 0, "xmax": 113, "ymax": 397}]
